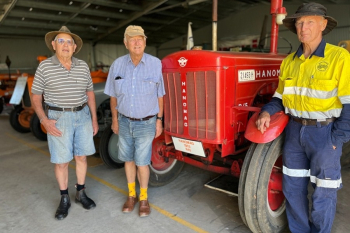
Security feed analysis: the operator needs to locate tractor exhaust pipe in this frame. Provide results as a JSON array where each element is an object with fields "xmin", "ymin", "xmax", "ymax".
[
  {"xmin": 212, "ymin": 0, "xmax": 218, "ymax": 51},
  {"xmin": 270, "ymin": 0, "xmax": 287, "ymax": 53}
]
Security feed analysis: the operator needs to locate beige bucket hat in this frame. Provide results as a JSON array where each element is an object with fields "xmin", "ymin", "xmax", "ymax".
[{"xmin": 45, "ymin": 26, "xmax": 83, "ymax": 54}]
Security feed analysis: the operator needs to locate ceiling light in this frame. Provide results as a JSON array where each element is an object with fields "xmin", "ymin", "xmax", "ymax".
[
  {"xmin": 119, "ymin": 9, "xmax": 123, "ymax": 12},
  {"xmin": 90, "ymin": 25, "xmax": 98, "ymax": 31},
  {"xmin": 22, "ymin": 17, "xmax": 25, "ymax": 20},
  {"xmin": 69, "ymin": 1, "xmax": 73, "ymax": 5},
  {"xmin": 29, "ymin": 8, "xmax": 33, "ymax": 11},
  {"xmin": 58, "ymin": 12, "xmax": 62, "ymax": 15}
]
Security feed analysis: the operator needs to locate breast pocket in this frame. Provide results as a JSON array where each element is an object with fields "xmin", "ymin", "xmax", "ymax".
[
  {"xmin": 142, "ymin": 77, "xmax": 157, "ymax": 95},
  {"xmin": 114, "ymin": 79, "xmax": 126, "ymax": 95},
  {"xmin": 309, "ymin": 78, "xmax": 337, "ymax": 92}
]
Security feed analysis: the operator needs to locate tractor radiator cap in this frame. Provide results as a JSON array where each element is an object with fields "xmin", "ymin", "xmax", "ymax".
[{"xmin": 245, "ymin": 111, "xmax": 289, "ymax": 143}]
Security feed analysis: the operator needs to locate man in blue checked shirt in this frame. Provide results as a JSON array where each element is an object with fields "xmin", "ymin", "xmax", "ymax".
[{"xmin": 104, "ymin": 25, "xmax": 165, "ymax": 217}]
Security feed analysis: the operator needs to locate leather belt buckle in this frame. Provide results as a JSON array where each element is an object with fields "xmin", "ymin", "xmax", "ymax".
[{"xmin": 302, "ymin": 119, "xmax": 307, "ymax": 125}]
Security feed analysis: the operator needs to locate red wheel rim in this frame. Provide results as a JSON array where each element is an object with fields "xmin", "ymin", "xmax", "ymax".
[
  {"xmin": 268, "ymin": 155, "xmax": 285, "ymax": 211},
  {"xmin": 151, "ymin": 134, "xmax": 176, "ymax": 171},
  {"xmin": 18, "ymin": 111, "xmax": 31, "ymax": 128}
]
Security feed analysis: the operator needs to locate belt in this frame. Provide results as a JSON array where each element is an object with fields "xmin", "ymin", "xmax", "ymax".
[
  {"xmin": 120, "ymin": 114, "xmax": 155, "ymax": 121},
  {"xmin": 292, "ymin": 117, "xmax": 336, "ymax": 126},
  {"xmin": 47, "ymin": 103, "xmax": 87, "ymax": 112}
]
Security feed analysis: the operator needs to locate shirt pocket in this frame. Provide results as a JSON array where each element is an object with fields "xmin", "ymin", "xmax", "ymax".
[
  {"xmin": 309, "ymin": 78, "xmax": 337, "ymax": 92},
  {"xmin": 142, "ymin": 77, "xmax": 158, "ymax": 95},
  {"xmin": 114, "ymin": 79, "xmax": 126, "ymax": 95}
]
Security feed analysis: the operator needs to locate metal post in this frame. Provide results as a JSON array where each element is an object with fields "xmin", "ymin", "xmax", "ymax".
[
  {"xmin": 270, "ymin": 0, "xmax": 286, "ymax": 54},
  {"xmin": 212, "ymin": 0, "xmax": 218, "ymax": 51}
]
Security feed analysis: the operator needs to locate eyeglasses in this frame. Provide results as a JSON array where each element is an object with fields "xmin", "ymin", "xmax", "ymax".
[
  {"xmin": 128, "ymin": 38, "xmax": 144, "ymax": 44},
  {"xmin": 55, "ymin": 38, "xmax": 75, "ymax": 46}
]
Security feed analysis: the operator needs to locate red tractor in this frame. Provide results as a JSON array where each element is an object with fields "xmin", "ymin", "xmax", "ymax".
[{"xmin": 100, "ymin": 0, "xmax": 291, "ymax": 232}]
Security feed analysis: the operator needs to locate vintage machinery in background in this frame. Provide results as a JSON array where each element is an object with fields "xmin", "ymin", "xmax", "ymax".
[
  {"xmin": 338, "ymin": 40, "xmax": 350, "ymax": 52},
  {"xmin": 0, "ymin": 56, "xmax": 18, "ymax": 114},
  {"xmin": 99, "ymin": 0, "xmax": 290, "ymax": 232}
]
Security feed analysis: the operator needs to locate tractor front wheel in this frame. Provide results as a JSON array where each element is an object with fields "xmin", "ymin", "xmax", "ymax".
[
  {"xmin": 243, "ymin": 134, "xmax": 287, "ymax": 233},
  {"xmin": 99, "ymin": 124, "xmax": 125, "ymax": 169},
  {"xmin": 9, "ymin": 105, "xmax": 31, "ymax": 133},
  {"xmin": 149, "ymin": 135, "xmax": 184, "ymax": 187}
]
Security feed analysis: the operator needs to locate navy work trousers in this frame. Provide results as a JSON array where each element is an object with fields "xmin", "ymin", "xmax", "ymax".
[{"xmin": 282, "ymin": 119, "xmax": 342, "ymax": 233}]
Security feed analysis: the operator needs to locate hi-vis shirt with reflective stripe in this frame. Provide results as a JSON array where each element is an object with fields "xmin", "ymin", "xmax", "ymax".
[{"xmin": 273, "ymin": 40, "xmax": 350, "ymax": 119}]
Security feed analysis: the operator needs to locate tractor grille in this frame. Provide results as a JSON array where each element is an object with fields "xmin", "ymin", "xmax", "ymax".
[{"xmin": 163, "ymin": 71, "xmax": 217, "ymax": 140}]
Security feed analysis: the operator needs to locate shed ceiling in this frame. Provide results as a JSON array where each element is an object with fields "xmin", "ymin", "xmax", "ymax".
[{"xmin": 0, "ymin": 0, "xmax": 347, "ymax": 47}]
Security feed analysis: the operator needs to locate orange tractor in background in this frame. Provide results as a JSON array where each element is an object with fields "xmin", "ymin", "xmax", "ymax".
[
  {"xmin": 9, "ymin": 56, "xmax": 110, "ymax": 141},
  {"xmin": 0, "ymin": 56, "xmax": 19, "ymax": 114}
]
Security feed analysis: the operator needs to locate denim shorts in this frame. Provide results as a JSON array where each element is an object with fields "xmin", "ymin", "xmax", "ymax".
[
  {"xmin": 118, "ymin": 113, "xmax": 156, "ymax": 166},
  {"xmin": 47, "ymin": 105, "xmax": 96, "ymax": 164}
]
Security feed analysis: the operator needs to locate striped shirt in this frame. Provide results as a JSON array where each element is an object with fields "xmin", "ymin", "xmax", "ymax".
[
  {"xmin": 104, "ymin": 53, "xmax": 165, "ymax": 118},
  {"xmin": 31, "ymin": 55, "xmax": 93, "ymax": 107}
]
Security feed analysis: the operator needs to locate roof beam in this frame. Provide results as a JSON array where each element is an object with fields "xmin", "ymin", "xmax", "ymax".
[
  {"xmin": 15, "ymin": 0, "xmax": 127, "ymax": 19},
  {"xmin": 72, "ymin": 0, "xmax": 143, "ymax": 11},
  {"xmin": 2, "ymin": 19, "xmax": 93, "ymax": 32},
  {"xmin": 0, "ymin": 0, "xmax": 17, "ymax": 24},
  {"xmin": 63, "ymin": 2, "xmax": 91, "ymax": 25},
  {"xmin": 8, "ymin": 10, "xmax": 117, "ymax": 27},
  {"xmin": 93, "ymin": 0, "xmax": 168, "ymax": 44}
]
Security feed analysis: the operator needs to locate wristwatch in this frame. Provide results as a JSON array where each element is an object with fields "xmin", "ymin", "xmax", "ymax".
[{"xmin": 156, "ymin": 116, "xmax": 163, "ymax": 121}]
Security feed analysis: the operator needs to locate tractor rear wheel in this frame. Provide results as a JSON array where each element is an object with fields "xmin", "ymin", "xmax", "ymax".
[
  {"xmin": 99, "ymin": 124, "xmax": 124, "ymax": 169},
  {"xmin": 30, "ymin": 113, "xmax": 47, "ymax": 141},
  {"xmin": 9, "ymin": 105, "xmax": 31, "ymax": 133},
  {"xmin": 149, "ymin": 135, "xmax": 184, "ymax": 187},
  {"xmin": 243, "ymin": 134, "xmax": 287, "ymax": 233}
]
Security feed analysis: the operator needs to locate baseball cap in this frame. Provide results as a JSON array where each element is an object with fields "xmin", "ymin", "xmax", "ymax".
[{"xmin": 124, "ymin": 25, "xmax": 147, "ymax": 38}]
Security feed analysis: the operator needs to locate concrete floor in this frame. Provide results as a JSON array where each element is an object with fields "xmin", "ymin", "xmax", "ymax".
[{"xmin": 0, "ymin": 106, "xmax": 349, "ymax": 233}]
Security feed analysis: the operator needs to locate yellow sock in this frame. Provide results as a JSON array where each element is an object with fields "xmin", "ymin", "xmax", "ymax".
[
  {"xmin": 128, "ymin": 182, "xmax": 136, "ymax": 197},
  {"xmin": 139, "ymin": 187, "xmax": 148, "ymax": 201}
]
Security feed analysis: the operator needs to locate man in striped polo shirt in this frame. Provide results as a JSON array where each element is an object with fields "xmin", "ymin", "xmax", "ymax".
[
  {"xmin": 31, "ymin": 26, "xmax": 98, "ymax": 220},
  {"xmin": 104, "ymin": 25, "xmax": 165, "ymax": 217},
  {"xmin": 256, "ymin": 3, "xmax": 350, "ymax": 232}
]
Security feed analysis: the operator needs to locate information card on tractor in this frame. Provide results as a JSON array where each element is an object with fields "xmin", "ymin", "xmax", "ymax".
[{"xmin": 172, "ymin": 137, "xmax": 206, "ymax": 157}]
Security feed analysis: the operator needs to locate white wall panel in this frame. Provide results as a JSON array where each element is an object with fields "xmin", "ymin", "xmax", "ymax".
[{"xmin": 0, "ymin": 38, "xmax": 156, "ymax": 74}]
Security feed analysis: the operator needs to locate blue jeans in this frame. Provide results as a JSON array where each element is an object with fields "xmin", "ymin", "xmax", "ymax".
[
  {"xmin": 47, "ymin": 105, "xmax": 96, "ymax": 164},
  {"xmin": 117, "ymin": 113, "xmax": 156, "ymax": 166}
]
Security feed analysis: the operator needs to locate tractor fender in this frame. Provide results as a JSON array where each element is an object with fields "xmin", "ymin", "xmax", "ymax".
[{"xmin": 244, "ymin": 111, "xmax": 289, "ymax": 143}]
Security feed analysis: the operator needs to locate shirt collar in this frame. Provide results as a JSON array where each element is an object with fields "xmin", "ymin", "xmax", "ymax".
[
  {"xmin": 127, "ymin": 53, "xmax": 146, "ymax": 65},
  {"xmin": 293, "ymin": 38, "xmax": 326, "ymax": 59},
  {"xmin": 51, "ymin": 54, "xmax": 80, "ymax": 66}
]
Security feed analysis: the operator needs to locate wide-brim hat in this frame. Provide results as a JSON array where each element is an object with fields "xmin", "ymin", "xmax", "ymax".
[
  {"xmin": 283, "ymin": 2, "xmax": 337, "ymax": 36},
  {"xmin": 45, "ymin": 26, "xmax": 83, "ymax": 54}
]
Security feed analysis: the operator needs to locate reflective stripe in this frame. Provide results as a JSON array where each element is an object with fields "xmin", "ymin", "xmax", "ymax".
[
  {"xmin": 285, "ymin": 108, "xmax": 342, "ymax": 119},
  {"xmin": 273, "ymin": 92, "xmax": 282, "ymax": 99},
  {"xmin": 310, "ymin": 175, "xmax": 342, "ymax": 189},
  {"xmin": 283, "ymin": 86, "xmax": 338, "ymax": 99},
  {"xmin": 339, "ymin": 95, "xmax": 350, "ymax": 104},
  {"xmin": 283, "ymin": 166, "xmax": 310, "ymax": 177}
]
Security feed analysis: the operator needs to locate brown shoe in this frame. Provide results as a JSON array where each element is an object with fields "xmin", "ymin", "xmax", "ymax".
[
  {"xmin": 139, "ymin": 200, "xmax": 151, "ymax": 217},
  {"xmin": 122, "ymin": 196, "xmax": 137, "ymax": 213}
]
